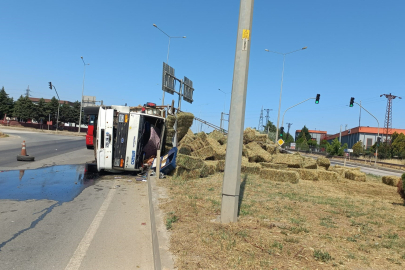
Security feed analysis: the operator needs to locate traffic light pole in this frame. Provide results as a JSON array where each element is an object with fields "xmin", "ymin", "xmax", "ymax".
[
  {"xmin": 353, "ymin": 101, "xmax": 379, "ymax": 166},
  {"xmin": 281, "ymin": 97, "xmax": 315, "ymax": 128}
]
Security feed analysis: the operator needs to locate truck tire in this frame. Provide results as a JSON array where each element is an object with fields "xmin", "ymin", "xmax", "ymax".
[{"xmin": 17, "ymin": 155, "xmax": 35, "ymax": 161}]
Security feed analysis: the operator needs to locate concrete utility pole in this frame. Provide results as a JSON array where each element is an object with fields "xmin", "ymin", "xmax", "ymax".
[{"xmin": 220, "ymin": 0, "xmax": 254, "ymax": 224}]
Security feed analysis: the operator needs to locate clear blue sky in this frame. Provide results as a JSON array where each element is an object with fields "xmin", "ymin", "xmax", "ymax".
[{"xmin": 1, "ymin": 0, "xmax": 404, "ymax": 135}]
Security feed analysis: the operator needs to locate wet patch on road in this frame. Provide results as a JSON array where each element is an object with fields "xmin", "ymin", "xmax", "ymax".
[{"xmin": 0, "ymin": 165, "xmax": 98, "ymax": 202}]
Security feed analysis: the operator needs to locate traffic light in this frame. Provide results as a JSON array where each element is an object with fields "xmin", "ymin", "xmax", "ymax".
[
  {"xmin": 349, "ymin": 97, "xmax": 355, "ymax": 107},
  {"xmin": 315, "ymin": 94, "xmax": 320, "ymax": 104},
  {"xmin": 377, "ymin": 136, "xmax": 381, "ymax": 147},
  {"xmin": 280, "ymin": 127, "xmax": 284, "ymax": 137},
  {"xmin": 49, "ymin": 82, "xmax": 53, "ymax": 90}
]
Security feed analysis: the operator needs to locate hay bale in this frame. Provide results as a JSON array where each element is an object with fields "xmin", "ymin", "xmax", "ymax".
[
  {"xmin": 316, "ymin": 157, "xmax": 330, "ymax": 170},
  {"xmin": 345, "ymin": 170, "xmax": 366, "ymax": 182},
  {"xmin": 260, "ymin": 169, "xmax": 300, "ymax": 184},
  {"xmin": 205, "ymin": 161, "xmax": 219, "ymax": 173},
  {"xmin": 200, "ymin": 163, "xmax": 216, "ymax": 178},
  {"xmin": 245, "ymin": 142, "xmax": 272, "ymax": 162},
  {"xmin": 241, "ymin": 162, "xmax": 261, "ymax": 175},
  {"xmin": 263, "ymin": 143, "xmax": 278, "ymax": 155},
  {"xmin": 318, "ymin": 170, "xmax": 340, "ymax": 181},
  {"xmin": 176, "ymin": 154, "xmax": 205, "ymax": 170},
  {"xmin": 271, "ymin": 154, "xmax": 303, "ymax": 168},
  {"xmin": 289, "ymin": 168, "xmax": 319, "ymax": 181},
  {"xmin": 204, "ymin": 137, "xmax": 226, "ymax": 160},
  {"xmin": 174, "ymin": 167, "xmax": 200, "ymax": 179},
  {"xmin": 179, "ymin": 133, "xmax": 196, "ymax": 146},
  {"xmin": 196, "ymin": 132, "xmax": 208, "ymax": 141},
  {"xmin": 302, "ymin": 157, "xmax": 317, "ymax": 169},
  {"xmin": 191, "ymin": 146, "xmax": 216, "ymax": 160},
  {"xmin": 178, "ymin": 144, "xmax": 192, "ymax": 155},
  {"xmin": 328, "ymin": 166, "xmax": 347, "ymax": 178},
  {"xmin": 208, "ymin": 130, "xmax": 227, "ymax": 145},
  {"xmin": 243, "ymin": 128, "xmax": 257, "ymax": 144},
  {"xmin": 166, "ymin": 115, "xmax": 176, "ymax": 128},
  {"xmin": 260, "ymin": 163, "xmax": 288, "ymax": 170},
  {"xmin": 216, "ymin": 160, "xmax": 225, "ymax": 172},
  {"xmin": 188, "ymin": 137, "xmax": 208, "ymax": 152},
  {"xmin": 254, "ymin": 133, "xmax": 268, "ymax": 143},
  {"xmin": 382, "ymin": 176, "xmax": 401, "ymax": 186}
]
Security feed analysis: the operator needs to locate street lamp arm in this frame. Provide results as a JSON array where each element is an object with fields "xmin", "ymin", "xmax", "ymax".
[
  {"xmin": 354, "ymin": 101, "xmax": 379, "ymax": 136},
  {"xmin": 153, "ymin": 24, "xmax": 170, "ymax": 38},
  {"xmin": 281, "ymin": 97, "xmax": 315, "ymax": 127}
]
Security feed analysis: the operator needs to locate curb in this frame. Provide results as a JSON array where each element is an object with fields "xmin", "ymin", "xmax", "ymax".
[{"xmin": 148, "ymin": 171, "xmax": 162, "ymax": 270}]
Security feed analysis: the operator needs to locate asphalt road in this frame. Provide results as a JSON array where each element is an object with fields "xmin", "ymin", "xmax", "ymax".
[
  {"xmin": 0, "ymin": 128, "xmax": 93, "ymax": 170},
  {"xmin": 0, "ymin": 128, "xmax": 156, "ymax": 269}
]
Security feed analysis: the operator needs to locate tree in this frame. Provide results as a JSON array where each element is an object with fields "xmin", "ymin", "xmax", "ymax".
[
  {"xmin": 264, "ymin": 120, "xmax": 277, "ymax": 133},
  {"xmin": 297, "ymin": 125, "xmax": 311, "ymax": 142},
  {"xmin": 284, "ymin": 133, "xmax": 294, "ymax": 144},
  {"xmin": 391, "ymin": 133, "xmax": 405, "ymax": 159},
  {"xmin": 13, "ymin": 95, "xmax": 34, "ymax": 121},
  {"xmin": 352, "ymin": 140, "xmax": 364, "ymax": 157},
  {"xmin": 45, "ymin": 97, "xmax": 60, "ymax": 122},
  {"xmin": 326, "ymin": 138, "xmax": 347, "ymax": 156},
  {"xmin": 0, "ymin": 87, "xmax": 14, "ymax": 119},
  {"xmin": 298, "ymin": 135, "xmax": 309, "ymax": 151}
]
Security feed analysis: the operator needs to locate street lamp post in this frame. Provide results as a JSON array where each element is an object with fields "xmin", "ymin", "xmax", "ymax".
[
  {"xmin": 49, "ymin": 83, "xmax": 60, "ymax": 134},
  {"xmin": 153, "ymin": 24, "xmax": 186, "ymax": 106},
  {"xmin": 218, "ymin": 88, "xmax": 229, "ymax": 131},
  {"xmin": 265, "ymin": 46, "xmax": 307, "ymax": 142},
  {"xmin": 78, "ymin": 56, "xmax": 89, "ymax": 133}
]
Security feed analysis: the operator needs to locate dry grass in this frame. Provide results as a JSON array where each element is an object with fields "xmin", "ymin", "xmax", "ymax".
[
  {"xmin": 0, "ymin": 132, "xmax": 9, "ymax": 138},
  {"xmin": 158, "ymin": 172, "xmax": 405, "ymax": 269}
]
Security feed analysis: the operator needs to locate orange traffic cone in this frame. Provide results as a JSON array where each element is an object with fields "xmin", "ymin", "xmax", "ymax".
[{"xmin": 21, "ymin": 141, "xmax": 27, "ymax": 156}]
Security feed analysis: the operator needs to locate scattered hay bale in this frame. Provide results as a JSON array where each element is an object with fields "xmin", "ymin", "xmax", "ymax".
[
  {"xmin": 345, "ymin": 170, "xmax": 366, "ymax": 182},
  {"xmin": 179, "ymin": 133, "xmax": 195, "ymax": 146},
  {"xmin": 271, "ymin": 154, "xmax": 303, "ymax": 168},
  {"xmin": 188, "ymin": 137, "xmax": 208, "ymax": 152},
  {"xmin": 316, "ymin": 157, "xmax": 330, "ymax": 170},
  {"xmin": 196, "ymin": 132, "xmax": 208, "ymax": 141},
  {"xmin": 204, "ymin": 161, "xmax": 219, "ymax": 173},
  {"xmin": 260, "ymin": 169, "xmax": 300, "ymax": 184},
  {"xmin": 176, "ymin": 154, "xmax": 205, "ymax": 170},
  {"xmin": 260, "ymin": 163, "xmax": 288, "ymax": 170},
  {"xmin": 178, "ymin": 144, "xmax": 192, "ymax": 155},
  {"xmin": 191, "ymin": 146, "xmax": 217, "ymax": 160},
  {"xmin": 174, "ymin": 167, "xmax": 200, "ymax": 179},
  {"xmin": 200, "ymin": 163, "xmax": 216, "ymax": 178},
  {"xmin": 208, "ymin": 130, "xmax": 227, "ymax": 145},
  {"xmin": 302, "ymin": 157, "xmax": 317, "ymax": 169},
  {"xmin": 289, "ymin": 168, "xmax": 319, "ymax": 181},
  {"xmin": 245, "ymin": 142, "xmax": 273, "ymax": 163},
  {"xmin": 243, "ymin": 128, "xmax": 256, "ymax": 144},
  {"xmin": 216, "ymin": 160, "xmax": 225, "ymax": 172},
  {"xmin": 241, "ymin": 162, "xmax": 261, "ymax": 175},
  {"xmin": 318, "ymin": 170, "xmax": 340, "ymax": 181},
  {"xmin": 328, "ymin": 166, "xmax": 347, "ymax": 178},
  {"xmin": 206, "ymin": 137, "xmax": 226, "ymax": 160},
  {"xmin": 254, "ymin": 133, "xmax": 268, "ymax": 143},
  {"xmin": 263, "ymin": 143, "xmax": 278, "ymax": 155},
  {"xmin": 382, "ymin": 176, "xmax": 401, "ymax": 186}
]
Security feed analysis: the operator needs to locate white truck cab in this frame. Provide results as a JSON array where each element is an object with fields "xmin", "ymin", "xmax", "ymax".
[{"xmin": 96, "ymin": 104, "xmax": 165, "ymax": 173}]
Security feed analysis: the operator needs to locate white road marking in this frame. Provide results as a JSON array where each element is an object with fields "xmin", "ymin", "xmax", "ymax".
[{"xmin": 64, "ymin": 181, "xmax": 117, "ymax": 270}]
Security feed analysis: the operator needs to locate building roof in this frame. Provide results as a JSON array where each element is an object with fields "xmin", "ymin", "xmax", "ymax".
[
  {"xmin": 325, "ymin": 126, "xmax": 405, "ymax": 140},
  {"xmin": 295, "ymin": 130, "xmax": 327, "ymax": 134},
  {"xmin": 29, "ymin": 97, "xmax": 74, "ymax": 105}
]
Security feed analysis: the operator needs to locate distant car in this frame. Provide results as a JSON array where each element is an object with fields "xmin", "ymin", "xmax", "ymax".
[{"xmin": 86, "ymin": 115, "xmax": 96, "ymax": 149}]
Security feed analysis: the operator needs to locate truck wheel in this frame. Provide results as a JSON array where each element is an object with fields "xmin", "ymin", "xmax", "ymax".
[
  {"xmin": 86, "ymin": 145, "xmax": 94, "ymax": 149},
  {"xmin": 17, "ymin": 155, "xmax": 35, "ymax": 161}
]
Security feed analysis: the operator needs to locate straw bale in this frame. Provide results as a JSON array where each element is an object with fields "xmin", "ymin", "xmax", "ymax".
[
  {"xmin": 242, "ymin": 145, "xmax": 248, "ymax": 157},
  {"xmin": 196, "ymin": 132, "xmax": 208, "ymax": 141},
  {"xmin": 204, "ymin": 161, "xmax": 219, "ymax": 173},
  {"xmin": 289, "ymin": 168, "xmax": 319, "ymax": 181},
  {"xmin": 174, "ymin": 167, "xmax": 200, "ymax": 179},
  {"xmin": 316, "ymin": 157, "xmax": 331, "ymax": 170},
  {"xmin": 166, "ymin": 115, "xmax": 176, "ymax": 128},
  {"xmin": 245, "ymin": 142, "xmax": 272, "ymax": 162},
  {"xmin": 397, "ymin": 180, "xmax": 405, "ymax": 201},
  {"xmin": 382, "ymin": 176, "xmax": 401, "ymax": 186},
  {"xmin": 243, "ymin": 128, "xmax": 257, "ymax": 144},
  {"xmin": 259, "ymin": 169, "xmax": 300, "ymax": 184},
  {"xmin": 186, "ymin": 129, "xmax": 194, "ymax": 136},
  {"xmin": 188, "ymin": 137, "xmax": 208, "ymax": 152},
  {"xmin": 345, "ymin": 170, "xmax": 366, "ymax": 182},
  {"xmin": 260, "ymin": 163, "xmax": 288, "ymax": 170},
  {"xmin": 207, "ymin": 137, "xmax": 221, "ymax": 148},
  {"xmin": 241, "ymin": 156, "xmax": 249, "ymax": 164},
  {"xmin": 191, "ymin": 146, "xmax": 216, "ymax": 160},
  {"xmin": 241, "ymin": 162, "xmax": 261, "ymax": 175},
  {"xmin": 179, "ymin": 133, "xmax": 196, "ymax": 146},
  {"xmin": 216, "ymin": 160, "xmax": 225, "ymax": 172},
  {"xmin": 263, "ymin": 143, "xmax": 278, "ymax": 155},
  {"xmin": 318, "ymin": 170, "xmax": 340, "ymax": 181},
  {"xmin": 200, "ymin": 164, "xmax": 215, "ymax": 178},
  {"xmin": 302, "ymin": 157, "xmax": 317, "ymax": 169},
  {"xmin": 202, "ymin": 137, "xmax": 226, "ymax": 160},
  {"xmin": 271, "ymin": 154, "xmax": 303, "ymax": 168},
  {"xmin": 328, "ymin": 166, "xmax": 347, "ymax": 178},
  {"xmin": 176, "ymin": 154, "xmax": 205, "ymax": 170},
  {"xmin": 178, "ymin": 144, "xmax": 192, "ymax": 156},
  {"xmin": 254, "ymin": 133, "xmax": 268, "ymax": 143}
]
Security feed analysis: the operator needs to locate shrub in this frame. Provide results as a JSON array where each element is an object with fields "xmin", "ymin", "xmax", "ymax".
[{"xmin": 397, "ymin": 173, "xmax": 405, "ymax": 203}]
